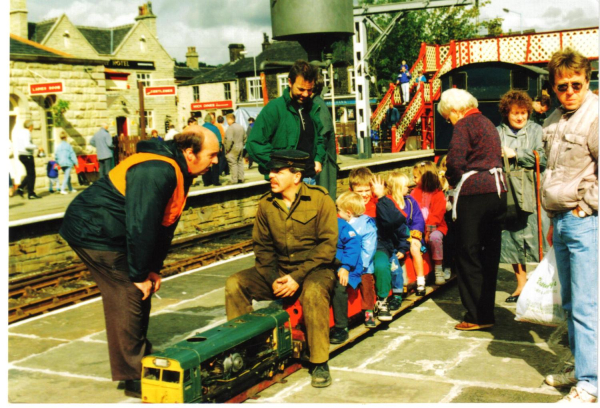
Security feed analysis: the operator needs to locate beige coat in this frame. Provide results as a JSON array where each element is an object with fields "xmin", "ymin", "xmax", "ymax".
[{"xmin": 541, "ymin": 91, "xmax": 598, "ymax": 217}]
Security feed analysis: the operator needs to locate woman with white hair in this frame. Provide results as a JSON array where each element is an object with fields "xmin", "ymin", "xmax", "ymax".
[{"xmin": 439, "ymin": 88, "xmax": 507, "ymax": 331}]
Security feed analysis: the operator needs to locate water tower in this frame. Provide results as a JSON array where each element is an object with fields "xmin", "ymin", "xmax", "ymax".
[{"xmin": 270, "ymin": 0, "xmax": 354, "ymax": 62}]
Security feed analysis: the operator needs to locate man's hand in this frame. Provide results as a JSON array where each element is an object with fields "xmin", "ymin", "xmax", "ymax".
[
  {"xmin": 546, "ymin": 224, "xmax": 553, "ymax": 247},
  {"xmin": 337, "ymin": 268, "xmax": 349, "ymax": 286},
  {"xmin": 314, "ymin": 161, "xmax": 322, "ymax": 175},
  {"xmin": 133, "ymin": 272, "xmax": 162, "ymax": 300},
  {"xmin": 371, "ymin": 175, "xmax": 386, "ymax": 199},
  {"xmin": 396, "ymin": 252, "xmax": 405, "ymax": 260},
  {"xmin": 272, "ymin": 275, "xmax": 299, "ymax": 298}
]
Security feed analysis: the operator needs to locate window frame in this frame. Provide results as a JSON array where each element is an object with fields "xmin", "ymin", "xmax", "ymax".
[{"xmin": 246, "ymin": 77, "xmax": 262, "ymax": 102}]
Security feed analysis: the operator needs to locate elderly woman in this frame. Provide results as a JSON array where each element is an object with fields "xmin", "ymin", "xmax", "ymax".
[
  {"xmin": 439, "ymin": 88, "xmax": 507, "ymax": 331},
  {"xmin": 496, "ymin": 90, "xmax": 548, "ymax": 303}
]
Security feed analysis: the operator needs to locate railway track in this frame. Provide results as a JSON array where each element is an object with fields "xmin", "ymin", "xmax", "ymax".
[{"xmin": 9, "ymin": 225, "xmax": 254, "ymax": 324}]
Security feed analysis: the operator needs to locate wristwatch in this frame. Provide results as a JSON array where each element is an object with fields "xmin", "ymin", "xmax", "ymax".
[
  {"xmin": 578, "ymin": 209, "xmax": 586, "ymax": 218},
  {"xmin": 574, "ymin": 206, "xmax": 587, "ymax": 218}
]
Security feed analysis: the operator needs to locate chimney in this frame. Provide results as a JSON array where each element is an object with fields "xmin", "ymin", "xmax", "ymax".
[
  {"xmin": 10, "ymin": 0, "xmax": 28, "ymax": 39},
  {"xmin": 262, "ymin": 33, "xmax": 271, "ymax": 52},
  {"xmin": 186, "ymin": 46, "xmax": 199, "ymax": 69},
  {"xmin": 135, "ymin": 1, "xmax": 157, "ymax": 38},
  {"xmin": 228, "ymin": 43, "xmax": 245, "ymax": 62}
]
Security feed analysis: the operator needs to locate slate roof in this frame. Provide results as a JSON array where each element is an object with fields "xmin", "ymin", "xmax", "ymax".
[
  {"xmin": 174, "ymin": 66, "xmax": 214, "ymax": 81},
  {"xmin": 10, "ymin": 35, "xmax": 71, "ymax": 58},
  {"xmin": 28, "ymin": 19, "xmax": 57, "ymax": 43},
  {"xmin": 234, "ymin": 41, "xmax": 307, "ymax": 75},
  {"xmin": 77, "ymin": 24, "xmax": 134, "ymax": 55},
  {"xmin": 181, "ymin": 58, "xmax": 246, "ymax": 86}
]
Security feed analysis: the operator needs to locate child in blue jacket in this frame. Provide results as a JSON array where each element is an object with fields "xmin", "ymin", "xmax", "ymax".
[
  {"xmin": 330, "ymin": 204, "xmax": 362, "ymax": 344},
  {"xmin": 47, "ymin": 160, "xmax": 60, "ymax": 193},
  {"xmin": 387, "ymin": 171, "xmax": 427, "ymax": 295}
]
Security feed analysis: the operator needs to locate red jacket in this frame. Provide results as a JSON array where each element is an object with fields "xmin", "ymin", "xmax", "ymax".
[{"xmin": 410, "ymin": 187, "xmax": 448, "ymax": 235}]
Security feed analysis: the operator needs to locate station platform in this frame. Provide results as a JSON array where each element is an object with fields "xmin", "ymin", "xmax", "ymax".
[
  {"xmin": 9, "ymin": 150, "xmax": 434, "ymax": 226},
  {"xmin": 7, "ymin": 254, "xmax": 570, "ymax": 403}
]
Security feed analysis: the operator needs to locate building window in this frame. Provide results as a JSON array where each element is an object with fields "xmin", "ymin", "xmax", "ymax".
[
  {"xmin": 193, "ymin": 86, "xmax": 200, "ymax": 102},
  {"xmin": 139, "ymin": 35, "xmax": 146, "ymax": 53},
  {"xmin": 63, "ymin": 31, "xmax": 70, "ymax": 48},
  {"xmin": 137, "ymin": 73, "xmax": 151, "ymax": 88},
  {"xmin": 44, "ymin": 95, "xmax": 56, "ymax": 155},
  {"xmin": 224, "ymin": 83, "xmax": 231, "ymax": 100},
  {"xmin": 247, "ymin": 77, "xmax": 262, "ymax": 101},
  {"xmin": 142, "ymin": 110, "xmax": 154, "ymax": 132},
  {"xmin": 321, "ymin": 69, "xmax": 332, "ymax": 96},
  {"xmin": 277, "ymin": 74, "xmax": 288, "ymax": 96},
  {"xmin": 348, "ymin": 68, "xmax": 356, "ymax": 94}
]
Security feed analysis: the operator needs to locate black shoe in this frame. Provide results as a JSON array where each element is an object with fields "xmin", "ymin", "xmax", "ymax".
[
  {"xmin": 416, "ymin": 284, "xmax": 426, "ymax": 297},
  {"xmin": 124, "ymin": 380, "xmax": 141, "ymax": 398},
  {"xmin": 329, "ymin": 327, "xmax": 349, "ymax": 344},
  {"xmin": 388, "ymin": 295, "xmax": 402, "ymax": 311},
  {"xmin": 311, "ymin": 362, "xmax": 332, "ymax": 388},
  {"xmin": 28, "ymin": 193, "xmax": 41, "ymax": 200},
  {"xmin": 16, "ymin": 188, "xmax": 24, "ymax": 197},
  {"xmin": 505, "ymin": 295, "xmax": 520, "ymax": 303}
]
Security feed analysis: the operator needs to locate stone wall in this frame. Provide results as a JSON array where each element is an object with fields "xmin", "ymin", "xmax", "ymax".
[
  {"xmin": 9, "ymin": 60, "xmax": 107, "ymax": 190},
  {"xmin": 8, "ymin": 159, "xmax": 422, "ymax": 276}
]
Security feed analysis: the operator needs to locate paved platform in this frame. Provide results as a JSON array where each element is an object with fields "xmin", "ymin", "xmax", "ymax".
[
  {"xmin": 8, "ymin": 150, "xmax": 434, "ymax": 225},
  {"xmin": 7, "ymin": 254, "xmax": 571, "ymax": 403}
]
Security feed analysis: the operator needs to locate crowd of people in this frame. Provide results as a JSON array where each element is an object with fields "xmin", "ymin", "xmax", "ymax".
[{"xmin": 21, "ymin": 49, "xmax": 595, "ymax": 403}]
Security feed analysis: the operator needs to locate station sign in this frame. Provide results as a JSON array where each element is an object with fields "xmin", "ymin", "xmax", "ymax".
[
  {"xmin": 191, "ymin": 100, "xmax": 233, "ymax": 111},
  {"xmin": 106, "ymin": 60, "xmax": 155, "ymax": 70},
  {"xmin": 144, "ymin": 86, "xmax": 177, "ymax": 97},
  {"xmin": 29, "ymin": 81, "xmax": 65, "ymax": 95}
]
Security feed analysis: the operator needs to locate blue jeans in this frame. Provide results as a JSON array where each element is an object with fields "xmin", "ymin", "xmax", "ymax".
[
  {"xmin": 553, "ymin": 211, "xmax": 598, "ymax": 397},
  {"xmin": 61, "ymin": 167, "xmax": 73, "ymax": 192}
]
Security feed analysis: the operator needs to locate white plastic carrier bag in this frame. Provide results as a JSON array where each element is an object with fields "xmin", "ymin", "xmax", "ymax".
[{"xmin": 515, "ymin": 247, "xmax": 566, "ymax": 326}]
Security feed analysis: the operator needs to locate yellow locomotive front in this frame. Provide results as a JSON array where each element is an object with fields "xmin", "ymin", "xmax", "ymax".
[{"xmin": 141, "ymin": 355, "xmax": 199, "ymax": 403}]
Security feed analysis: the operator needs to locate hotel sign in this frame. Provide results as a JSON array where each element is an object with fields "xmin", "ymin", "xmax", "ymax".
[
  {"xmin": 107, "ymin": 60, "xmax": 155, "ymax": 70},
  {"xmin": 29, "ymin": 81, "xmax": 65, "ymax": 95},
  {"xmin": 191, "ymin": 101, "xmax": 233, "ymax": 111},
  {"xmin": 144, "ymin": 86, "xmax": 177, "ymax": 97}
]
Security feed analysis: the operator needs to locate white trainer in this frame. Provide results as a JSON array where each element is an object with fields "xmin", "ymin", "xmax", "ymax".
[
  {"xmin": 545, "ymin": 364, "xmax": 577, "ymax": 388},
  {"xmin": 443, "ymin": 268, "xmax": 451, "ymax": 280},
  {"xmin": 435, "ymin": 269, "xmax": 446, "ymax": 285},
  {"xmin": 559, "ymin": 386, "xmax": 597, "ymax": 403}
]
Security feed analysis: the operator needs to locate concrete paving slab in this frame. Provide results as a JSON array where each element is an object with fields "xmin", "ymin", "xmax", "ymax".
[
  {"xmin": 8, "ymin": 334, "xmax": 68, "ymax": 363},
  {"xmin": 8, "ymin": 369, "xmax": 122, "ymax": 403},
  {"xmin": 15, "ymin": 340, "xmax": 112, "ymax": 380},
  {"xmin": 446, "ymin": 340, "xmax": 565, "ymax": 389},
  {"xmin": 251, "ymin": 367, "xmax": 454, "ymax": 403},
  {"xmin": 450, "ymin": 386, "xmax": 561, "ymax": 403}
]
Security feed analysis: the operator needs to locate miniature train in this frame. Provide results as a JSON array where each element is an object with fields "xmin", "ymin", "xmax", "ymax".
[{"xmin": 140, "ymin": 256, "xmax": 439, "ymax": 403}]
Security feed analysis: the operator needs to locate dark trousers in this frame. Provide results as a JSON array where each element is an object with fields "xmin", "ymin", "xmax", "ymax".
[
  {"xmin": 98, "ymin": 158, "xmax": 112, "ymax": 179},
  {"xmin": 332, "ymin": 274, "xmax": 377, "ymax": 328},
  {"xmin": 454, "ymin": 192, "xmax": 506, "ymax": 325},
  {"xmin": 71, "ymin": 246, "xmax": 152, "ymax": 381},
  {"xmin": 225, "ymin": 267, "xmax": 335, "ymax": 364},
  {"xmin": 18, "ymin": 155, "xmax": 35, "ymax": 195}
]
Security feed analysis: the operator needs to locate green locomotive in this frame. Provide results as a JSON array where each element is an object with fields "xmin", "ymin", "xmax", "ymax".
[{"xmin": 141, "ymin": 307, "xmax": 292, "ymax": 403}]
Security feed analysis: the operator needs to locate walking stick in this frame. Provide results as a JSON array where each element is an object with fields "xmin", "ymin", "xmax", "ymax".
[{"xmin": 534, "ymin": 151, "xmax": 543, "ymax": 261}]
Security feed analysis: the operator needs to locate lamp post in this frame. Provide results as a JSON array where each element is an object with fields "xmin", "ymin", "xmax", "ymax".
[
  {"xmin": 502, "ymin": 8, "xmax": 523, "ymax": 34},
  {"xmin": 240, "ymin": 51, "xmax": 258, "ymax": 106}
]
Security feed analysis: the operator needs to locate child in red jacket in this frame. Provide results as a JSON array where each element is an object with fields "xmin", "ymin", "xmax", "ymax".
[{"xmin": 411, "ymin": 165, "xmax": 448, "ymax": 285}]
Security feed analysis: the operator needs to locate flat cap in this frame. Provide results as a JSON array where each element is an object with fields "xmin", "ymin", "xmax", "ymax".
[{"xmin": 268, "ymin": 149, "xmax": 309, "ymax": 171}]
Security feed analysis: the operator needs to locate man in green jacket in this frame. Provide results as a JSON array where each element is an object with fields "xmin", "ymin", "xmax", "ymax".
[
  {"xmin": 60, "ymin": 126, "xmax": 220, "ymax": 398},
  {"xmin": 246, "ymin": 60, "xmax": 326, "ymax": 185}
]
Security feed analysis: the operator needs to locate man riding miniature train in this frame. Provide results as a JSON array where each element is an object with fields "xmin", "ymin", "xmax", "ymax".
[{"xmin": 225, "ymin": 149, "xmax": 338, "ymax": 388}]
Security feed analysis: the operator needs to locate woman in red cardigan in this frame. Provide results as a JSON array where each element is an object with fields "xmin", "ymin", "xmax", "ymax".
[{"xmin": 411, "ymin": 164, "xmax": 448, "ymax": 286}]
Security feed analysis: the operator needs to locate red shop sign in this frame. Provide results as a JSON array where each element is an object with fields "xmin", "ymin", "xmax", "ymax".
[
  {"xmin": 191, "ymin": 100, "xmax": 233, "ymax": 111},
  {"xmin": 144, "ymin": 86, "xmax": 177, "ymax": 97},
  {"xmin": 29, "ymin": 81, "xmax": 64, "ymax": 95}
]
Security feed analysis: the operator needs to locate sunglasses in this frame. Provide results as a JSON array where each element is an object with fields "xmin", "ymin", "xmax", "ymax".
[{"xmin": 556, "ymin": 82, "xmax": 583, "ymax": 93}]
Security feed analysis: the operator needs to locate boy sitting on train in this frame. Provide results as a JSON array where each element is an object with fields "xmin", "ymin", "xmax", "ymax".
[
  {"xmin": 330, "ymin": 194, "xmax": 363, "ymax": 344},
  {"xmin": 349, "ymin": 167, "xmax": 410, "ymax": 322},
  {"xmin": 411, "ymin": 162, "xmax": 449, "ymax": 285},
  {"xmin": 387, "ymin": 171, "xmax": 427, "ymax": 296},
  {"xmin": 331, "ymin": 192, "xmax": 378, "ymax": 342}
]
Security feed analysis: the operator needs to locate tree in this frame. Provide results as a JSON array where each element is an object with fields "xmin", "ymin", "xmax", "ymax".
[{"xmin": 359, "ymin": 0, "xmax": 503, "ymax": 95}]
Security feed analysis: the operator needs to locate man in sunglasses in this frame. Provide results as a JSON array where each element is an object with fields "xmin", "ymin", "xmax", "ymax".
[{"xmin": 541, "ymin": 48, "xmax": 598, "ymax": 403}]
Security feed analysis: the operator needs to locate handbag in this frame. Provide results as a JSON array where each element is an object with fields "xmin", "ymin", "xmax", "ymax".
[
  {"xmin": 515, "ymin": 247, "xmax": 566, "ymax": 326},
  {"xmin": 503, "ymin": 155, "xmax": 536, "ymax": 213}
]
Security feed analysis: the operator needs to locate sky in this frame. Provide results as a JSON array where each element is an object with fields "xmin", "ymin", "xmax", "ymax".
[{"xmin": 21, "ymin": 0, "xmax": 600, "ymax": 66}]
